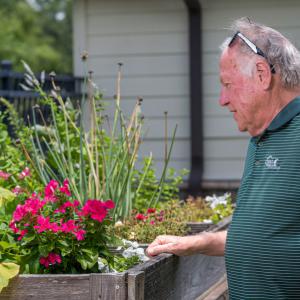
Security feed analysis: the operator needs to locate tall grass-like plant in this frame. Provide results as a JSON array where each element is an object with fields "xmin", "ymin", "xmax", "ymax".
[{"xmin": 19, "ymin": 61, "xmax": 176, "ymax": 221}]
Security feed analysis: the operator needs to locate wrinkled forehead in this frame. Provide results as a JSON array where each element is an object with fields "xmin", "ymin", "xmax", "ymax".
[{"xmin": 219, "ymin": 49, "xmax": 239, "ymax": 79}]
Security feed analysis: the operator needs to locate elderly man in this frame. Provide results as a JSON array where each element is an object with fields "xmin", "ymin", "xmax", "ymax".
[{"xmin": 146, "ymin": 18, "xmax": 300, "ymax": 299}]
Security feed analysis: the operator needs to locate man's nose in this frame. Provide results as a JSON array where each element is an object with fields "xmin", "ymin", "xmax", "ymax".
[{"xmin": 219, "ymin": 90, "xmax": 229, "ymax": 106}]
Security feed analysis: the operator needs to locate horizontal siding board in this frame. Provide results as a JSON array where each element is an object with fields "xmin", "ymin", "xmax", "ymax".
[
  {"xmin": 102, "ymin": 97, "xmax": 189, "ymax": 118},
  {"xmin": 94, "ymin": 75, "xmax": 189, "ymax": 98},
  {"xmin": 137, "ymin": 139, "xmax": 248, "ymax": 161},
  {"xmin": 138, "ymin": 139, "xmax": 190, "ymax": 160},
  {"xmin": 136, "ymin": 159, "xmax": 190, "ymax": 177},
  {"xmin": 87, "ymin": 12, "xmax": 187, "ymax": 36},
  {"xmin": 201, "ymin": 1, "xmax": 300, "ymax": 29},
  {"xmin": 88, "ymin": 33, "xmax": 188, "ymax": 56},
  {"xmin": 87, "ymin": 55, "xmax": 188, "ymax": 77},
  {"xmin": 102, "ymin": 115, "xmax": 245, "ymax": 139},
  {"xmin": 203, "ymin": 159, "xmax": 245, "ymax": 180},
  {"xmin": 86, "ymin": 0, "xmax": 185, "ymax": 15}
]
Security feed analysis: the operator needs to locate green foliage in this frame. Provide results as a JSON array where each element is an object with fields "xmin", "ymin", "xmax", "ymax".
[
  {"xmin": 0, "ymin": 262, "xmax": 20, "ymax": 293},
  {"xmin": 16, "ymin": 62, "xmax": 177, "ymax": 221},
  {"xmin": 111, "ymin": 194, "xmax": 234, "ymax": 244},
  {"xmin": 111, "ymin": 255, "xmax": 141, "ymax": 273},
  {"xmin": 133, "ymin": 157, "xmax": 189, "ymax": 210},
  {"xmin": 109, "ymin": 204, "xmax": 189, "ymax": 244},
  {"xmin": 0, "ymin": 0, "xmax": 72, "ymax": 73}
]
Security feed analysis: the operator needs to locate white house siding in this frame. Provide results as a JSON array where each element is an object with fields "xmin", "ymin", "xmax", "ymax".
[
  {"xmin": 73, "ymin": 0, "xmax": 300, "ymax": 181},
  {"xmin": 200, "ymin": 0, "xmax": 300, "ymax": 179},
  {"xmin": 73, "ymin": 0, "xmax": 190, "ymax": 176}
]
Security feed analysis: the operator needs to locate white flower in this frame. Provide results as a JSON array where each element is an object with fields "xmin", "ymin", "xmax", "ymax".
[
  {"xmin": 121, "ymin": 239, "xmax": 149, "ymax": 262},
  {"xmin": 205, "ymin": 192, "xmax": 231, "ymax": 209},
  {"xmin": 203, "ymin": 219, "xmax": 213, "ymax": 224},
  {"xmin": 114, "ymin": 220, "xmax": 124, "ymax": 228}
]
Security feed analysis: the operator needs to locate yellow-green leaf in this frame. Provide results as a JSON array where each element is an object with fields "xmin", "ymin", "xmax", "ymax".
[
  {"xmin": 0, "ymin": 187, "xmax": 15, "ymax": 207},
  {"xmin": 0, "ymin": 262, "xmax": 20, "ymax": 293}
]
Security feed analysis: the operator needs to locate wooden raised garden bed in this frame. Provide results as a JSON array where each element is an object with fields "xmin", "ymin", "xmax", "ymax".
[{"xmin": 1, "ymin": 217, "xmax": 231, "ymax": 300}]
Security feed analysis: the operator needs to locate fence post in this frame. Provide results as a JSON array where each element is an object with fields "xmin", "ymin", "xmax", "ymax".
[
  {"xmin": 0, "ymin": 60, "xmax": 14, "ymax": 136},
  {"xmin": 1, "ymin": 60, "xmax": 13, "ymax": 92}
]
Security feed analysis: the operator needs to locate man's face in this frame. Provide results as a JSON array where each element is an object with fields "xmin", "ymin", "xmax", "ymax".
[{"xmin": 219, "ymin": 49, "xmax": 262, "ymax": 135}]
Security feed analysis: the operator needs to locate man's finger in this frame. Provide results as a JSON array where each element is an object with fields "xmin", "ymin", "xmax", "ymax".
[{"xmin": 146, "ymin": 243, "xmax": 175, "ymax": 256}]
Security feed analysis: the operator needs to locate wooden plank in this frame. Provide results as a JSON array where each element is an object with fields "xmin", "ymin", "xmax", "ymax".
[
  {"xmin": 196, "ymin": 275, "xmax": 228, "ymax": 300},
  {"xmin": 128, "ymin": 271, "xmax": 145, "ymax": 300},
  {"xmin": 93, "ymin": 273, "xmax": 128, "ymax": 300},
  {"xmin": 126, "ymin": 218, "xmax": 231, "ymax": 300},
  {"xmin": 0, "ymin": 274, "xmax": 91, "ymax": 300}
]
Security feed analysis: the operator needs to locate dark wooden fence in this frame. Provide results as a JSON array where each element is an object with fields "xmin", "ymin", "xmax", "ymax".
[{"xmin": 0, "ymin": 60, "xmax": 83, "ymax": 136}]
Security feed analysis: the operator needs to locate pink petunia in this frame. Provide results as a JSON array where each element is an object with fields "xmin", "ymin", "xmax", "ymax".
[
  {"xmin": 17, "ymin": 229, "xmax": 28, "ymax": 241},
  {"xmin": 9, "ymin": 221, "xmax": 19, "ymax": 233},
  {"xmin": 147, "ymin": 208, "xmax": 156, "ymax": 214},
  {"xmin": 0, "ymin": 170, "xmax": 11, "ymax": 180},
  {"xmin": 40, "ymin": 252, "xmax": 62, "ymax": 268},
  {"xmin": 33, "ymin": 216, "xmax": 52, "ymax": 233},
  {"xmin": 60, "ymin": 220, "xmax": 76, "ymax": 233},
  {"xmin": 74, "ymin": 229, "xmax": 86, "ymax": 241},
  {"xmin": 44, "ymin": 180, "xmax": 59, "ymax": 202},
  {"xmin": 59, "ymin": 179, "xmax": 71, "ymax": 196},
  {"xmin": 18, "ymin": 167, "xmax": 31, "ymax": 179},
  {"xmin": 135, "ymin": 213, "xmax": 146, "ymax": 221},
  {"xmin": 12, "ymin": 186, "xmax": 23, "ymax": 195},
  {"xmin": 80, "ymin": 199, "xmax": 114, "ymax": 223},
  {"xmin": 103, "ymin": 199, "xmax": 115, "ymax": 209}
]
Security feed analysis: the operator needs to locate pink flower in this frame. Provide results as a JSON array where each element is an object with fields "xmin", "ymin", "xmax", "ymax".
[
  {"xmin": 0, "ymin": 170, "xmax": 11, "ymax": 180},
  {"xmin": 147, "ymin": 208, "xmax": 156, "ymax": 214},
  {"xmin": 60, "ymin": 220, "xmax": 76, "ymax": 233},
  {"xmin": 40, "ymin": 252, "xmax": 62, "ymax": 268},
  {"xmin": 17, "ymin": 229, "xmax": 28, "ymax": 241},
  {"xmin": 44, "ymin": 180, "xmax": 59, "ymax": 202},
  {"xmin": 9, "ymin": 221, "xmax": 19, "ymax": 233},
  {"xmin": 73, "ymin": 200, "xmax": 80, "ymax": 207},
  {"xmin": 12, "ymin": 186, "xmax": 23, "ymax": 195},
  {"xmin": 13, "ymin": 195, "xmax": 45, "ymax": 221},
  {"xmin": 80, "ymin": 199, "xmax": 114, "ymax": 223},
  {"xmin": 13, "ymin": 205, "xmax": 28, "ymax": 222},
  {"xmin": 135, "ymin": 213, "xmax": 146, "ymax": 221},
  {"xmin": 18, "ymin": 167, "xmax": 31, "ymax": 179},
  {"xmin": 103, "ymin": 199, "xmax": 115, "ymax": 209},
  {"xmin": 33, "ymin": 216, "xmax": 52, "ymax": 233},
  {"xmin": 59, "ymin": 179, "xmax": 71, "ymax": 196},
  {"xmin": 74, "ymin": 229, "xmax": 86, "ymax": 241},
  {"xmin": 150, "ymin": 220, "xmax": 155, "ymax": 225}
]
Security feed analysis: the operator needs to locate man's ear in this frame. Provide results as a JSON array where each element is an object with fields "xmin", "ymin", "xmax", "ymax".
[{"xmin": 256, "ymin": 61, "xmax": 272, "ymax": 89}]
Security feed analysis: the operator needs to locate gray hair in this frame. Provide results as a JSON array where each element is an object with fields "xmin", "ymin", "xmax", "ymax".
[{"xmin": 221, "ymin": 17, "xmax": 300, "ymax": 89}]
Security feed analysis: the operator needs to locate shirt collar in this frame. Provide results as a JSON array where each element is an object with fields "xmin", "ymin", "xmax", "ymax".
[{"xmin": 266, "ymin": 96, "xmax": 300, "ymax": 131}]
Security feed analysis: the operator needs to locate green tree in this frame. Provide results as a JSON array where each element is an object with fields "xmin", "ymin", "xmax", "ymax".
[{"xmin": 0, "ymin": 0, "xmax": 72, "ymax": 73}]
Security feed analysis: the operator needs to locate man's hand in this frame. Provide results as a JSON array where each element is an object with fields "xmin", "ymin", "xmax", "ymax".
[
  {"xmin": 146, "ymin": 231, "xmax": 227, "ymax": 257},
  {"xmin": 146, "ymin": 235, "xmax": 190, "ymax": 257}
]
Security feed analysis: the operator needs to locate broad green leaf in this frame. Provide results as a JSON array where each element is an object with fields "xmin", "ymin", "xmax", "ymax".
[
  {"xmin": 0, "ymin": 187, "xmax": 15, "ymax": 207},
  {"xmin": 0, "ymin": 262, "xmax": 20, "ymax": 293}
]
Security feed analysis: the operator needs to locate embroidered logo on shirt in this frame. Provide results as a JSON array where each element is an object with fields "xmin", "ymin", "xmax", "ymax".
[{"xmin": 265, "ymin": 155, "xmax": 280, "ymax": 170}]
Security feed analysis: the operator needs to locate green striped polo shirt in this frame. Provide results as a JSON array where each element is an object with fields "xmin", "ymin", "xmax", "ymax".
[{"xmin": 225, "ymin": 97, "xmax": 300, "ymax": 299}]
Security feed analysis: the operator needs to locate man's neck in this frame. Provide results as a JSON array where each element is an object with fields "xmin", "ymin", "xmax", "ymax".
[{"xmin": 249, "ymin": 88, "xmax": 300, "ymax": 137}]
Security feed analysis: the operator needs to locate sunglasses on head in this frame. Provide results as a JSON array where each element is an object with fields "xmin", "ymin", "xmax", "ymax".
[{"xmin": 229, "ymin": 31, "xmax": 276, "ymax": 74}]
